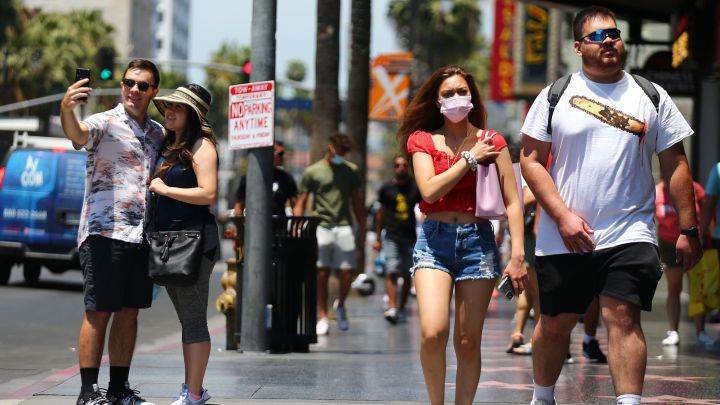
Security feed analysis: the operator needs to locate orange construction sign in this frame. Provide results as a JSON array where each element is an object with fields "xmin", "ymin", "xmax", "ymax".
[{"xmin": 369, "ymin": 53, "xmax": 413, "ymax": 122}]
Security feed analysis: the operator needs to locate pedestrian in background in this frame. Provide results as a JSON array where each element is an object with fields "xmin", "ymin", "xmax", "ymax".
[
  {"xmin": 61, "ymin": 59, "xmax": 163, "ymax": 405},
  {"xmin": 150, "ymin": 84, "xmax": 219, "ymax": 405},
  {"xmin": 656, "ymin": 179, "xmax": 708, "ymax": 347},
  {"xmin": 506, "ymin": 179, "xmax": 541, "ymax": 356},
  {"xmin": 373, "ymin": 155, "xmax": 421, "ymax": 324},
  {"xmin": 293, "ymin": 133, "xmax": 366, "ymax": 335},
  {"xmin": 234, "ymin": 141, "xmax": 298, "ymax": 217},
  {"xmin": 520, "ymin": 6, "xmax": 701, "ymax": 405},
  {"xmin": 398, "ymin": 65, "xmax": 527, "ymax": 405}
]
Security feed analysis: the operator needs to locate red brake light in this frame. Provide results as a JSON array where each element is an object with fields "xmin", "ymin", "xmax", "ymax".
[
  {"xmin": 0, "ymin": 167, "xmax": 5, "ymax": 191},
  {"xmin": 51, "ymin": 147, "xmax": 66, "ymax": 153}
]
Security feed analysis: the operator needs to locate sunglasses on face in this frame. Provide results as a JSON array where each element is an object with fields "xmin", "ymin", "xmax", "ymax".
[
  {"xmin": 394, "ymin": 162, "xmax": 408, "ymax": 168},
  {"xmin": 580, "ymin": 28, "xmax": 621, "ymax": 43},
  {"xmin": 121, "ymin": 78, "xmax": 153, "ymax": 92},
  {"xmin": 440, "ymin": 87, "xmax": 470, "ymax": 99},
  {"xmin": 274, "ymin": 150, "xmax": 285, "ymax": 157}
]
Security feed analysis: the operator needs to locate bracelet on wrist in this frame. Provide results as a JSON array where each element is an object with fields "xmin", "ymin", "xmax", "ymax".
[{"xmin": 460, "ymin": 151, "xmax": 478, "ymax": 172}]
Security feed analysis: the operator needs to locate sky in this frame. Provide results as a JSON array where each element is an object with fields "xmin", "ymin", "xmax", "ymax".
[
  {"xmin": 188, "ymin": 0, "xmax": 495, "ymax": 95},
  {"xmin": 188, "ymin": 0, "xmax": 400, "ymax": 95}
]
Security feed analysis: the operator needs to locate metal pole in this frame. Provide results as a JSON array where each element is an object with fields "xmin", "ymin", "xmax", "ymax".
[{"xmin": 239, "ymin": 0, "xmax": 276, "ymax": 352}]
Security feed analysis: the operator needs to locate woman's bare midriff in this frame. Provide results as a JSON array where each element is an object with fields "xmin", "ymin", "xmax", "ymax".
[{"xmin": 425, "ymin": 211, "xmax": 487, "ymax": 224}]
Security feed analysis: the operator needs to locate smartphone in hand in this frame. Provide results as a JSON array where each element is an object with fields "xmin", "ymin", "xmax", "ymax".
[
  {"xmin": 497, "ymin": 276, "xmax": 515, "ymax": 300},
  {"xmin": 75, "ymin": 68, "xmax": 91, "ymax": 102}
]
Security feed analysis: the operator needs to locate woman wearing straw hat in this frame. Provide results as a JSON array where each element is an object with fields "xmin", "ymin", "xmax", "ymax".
[{"xmin": 149, "ymin": 84, "xmax": 219, "ymax": 405}]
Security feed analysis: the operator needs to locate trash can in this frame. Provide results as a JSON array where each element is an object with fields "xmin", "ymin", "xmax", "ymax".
[
  {"xmin": 269, "ymin": 216, "xmax": 320, "ymax": 353},
  {"xmin": 230, "ymin": 216, "xmax": 320, "ymax": 353}
]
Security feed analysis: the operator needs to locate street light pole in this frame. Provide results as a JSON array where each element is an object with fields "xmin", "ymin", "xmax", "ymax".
[{"xmin": 239, "ymin": 0, "xmax": 276, "ymax": 352}]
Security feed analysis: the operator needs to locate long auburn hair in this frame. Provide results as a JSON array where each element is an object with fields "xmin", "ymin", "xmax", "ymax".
[
  {"xmin": 157, "ymin": 84, "xmax": 217, "ymax": 178},
  {"xmin": 397, "ymin": 65, "xmax": 487, "ymax": 159}
]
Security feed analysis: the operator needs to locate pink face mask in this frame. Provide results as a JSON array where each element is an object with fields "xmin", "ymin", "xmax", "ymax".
[{"xmin": 439, "ymin": 95, "xmax": 473, "ymax": 123}]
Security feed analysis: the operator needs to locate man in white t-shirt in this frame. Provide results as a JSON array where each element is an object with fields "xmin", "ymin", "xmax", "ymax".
[{"xmin": 520, "ymin": 6, "xmax": 702, "ymax": 405}]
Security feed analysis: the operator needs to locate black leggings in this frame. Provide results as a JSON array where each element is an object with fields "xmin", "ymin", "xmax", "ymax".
[{"xmin": 165, "ymin": 251, "xmax": 215, "ymax": 344}]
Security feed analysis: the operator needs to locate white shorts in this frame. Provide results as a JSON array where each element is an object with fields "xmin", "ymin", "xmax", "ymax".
[{"xmin": 316, "ymin": 225, "xmax": 356, "ymax": 270}]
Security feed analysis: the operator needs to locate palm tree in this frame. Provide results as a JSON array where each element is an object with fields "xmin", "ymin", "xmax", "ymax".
[
  {"xmin": 387, "ymin": 0, "xmax": 485, "ymax": 85},
  {"xmin": 311, "ymin": 0, "xmax": 341, "ymax": 162},
  {"xmin": 347, "ymin": 0, "xmax": 371, "ymax": 191},
  {"xmin": 347, "ymin": 0, "xmax": 372, "ymax": 278}
]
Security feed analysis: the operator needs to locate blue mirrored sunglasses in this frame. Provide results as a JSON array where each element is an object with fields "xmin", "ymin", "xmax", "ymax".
[{"xmin": 580, "ymin": 28, "xmax": 621, "ymax": 42}]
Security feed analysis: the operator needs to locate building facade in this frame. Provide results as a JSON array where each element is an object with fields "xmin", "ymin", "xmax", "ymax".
[
  {"xmin": 22, "ymin": 0, "xmax": 156, "ymax": 59},
  {"xmin": 154, "ymin": 0, "xmax": 190, "ymax": 76}
]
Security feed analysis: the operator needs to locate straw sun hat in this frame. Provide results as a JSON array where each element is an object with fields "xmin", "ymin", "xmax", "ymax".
[{"xmin": 153, "ymin": 85, "xmax": 213, "ymax": 137}]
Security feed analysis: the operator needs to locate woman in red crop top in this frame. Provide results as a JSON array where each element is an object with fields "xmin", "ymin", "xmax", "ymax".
[{"xmin": 398, "ymin": 65, "xmax": 527, "ymax": 404}]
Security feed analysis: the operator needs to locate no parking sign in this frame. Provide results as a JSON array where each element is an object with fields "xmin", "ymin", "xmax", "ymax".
[{"xmin": 228, "ymin": 80, "xmax": 275, "ymax": 150}]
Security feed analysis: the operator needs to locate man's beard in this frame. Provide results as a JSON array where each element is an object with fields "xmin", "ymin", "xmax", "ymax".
[{"xmin": 582, "ymin": 45, "xmax": 627, "ymax": 71}]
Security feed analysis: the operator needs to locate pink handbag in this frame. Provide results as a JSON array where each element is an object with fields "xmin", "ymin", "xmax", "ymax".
[{"xmin": 475, "ymin": 161, "xmax": 523, "ymax": 219}]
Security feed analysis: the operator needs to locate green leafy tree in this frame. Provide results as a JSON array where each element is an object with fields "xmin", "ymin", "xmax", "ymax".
[
  {"xmin": 277, "ymin": 59, "xmax": 311, "ymax": 131},
  {"xmin": 387, "ymin": 0, "xmax": 486, "ymax": 84},
  {"xmin": 0, "ymin": 0, "xmax": 21, "ymax": 46},
  {"xmin": 7, "ymin": 10, "xmax": 115, "ymax": 102},
  {"xmin": 3, "ymin": 9, "xmax": 114, "ymax": 128},
  {"xmin": 204, "ymin": 41, "xmax": 251, "ymax": 139}
]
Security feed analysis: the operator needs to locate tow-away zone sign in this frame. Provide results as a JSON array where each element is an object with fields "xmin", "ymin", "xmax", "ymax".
[{"xmin": 228, "ymin": 80, "xmax": 275, "ymax": 150}]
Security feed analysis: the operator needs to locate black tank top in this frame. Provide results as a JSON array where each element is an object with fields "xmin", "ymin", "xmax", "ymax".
[{"xmin": 154, "ymin": 159, "xmax": 219, "ymax": 255}]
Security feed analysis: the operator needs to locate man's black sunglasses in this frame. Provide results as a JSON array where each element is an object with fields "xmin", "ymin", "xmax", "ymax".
[
  {"xmin": 121, "ymin": 78, "xmax": 153, "ymax": 92},
  {"xmin": 579, "ymin": 28, "xmax": 621, "ymax": 43}
]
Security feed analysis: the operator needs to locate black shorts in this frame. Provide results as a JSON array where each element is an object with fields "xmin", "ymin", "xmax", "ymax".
[
  {"xmin": 79, "ymin": 235, "xmax": 153, "ymax": 312},
  {"xmin": 535, "ymin": 242, "xmax": 662, "ymax": 316}
]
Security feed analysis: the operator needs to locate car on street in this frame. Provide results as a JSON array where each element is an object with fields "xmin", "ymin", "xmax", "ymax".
[{"xmin": 0, "ymin": 134, "xmax": 85, "ymax": 285}]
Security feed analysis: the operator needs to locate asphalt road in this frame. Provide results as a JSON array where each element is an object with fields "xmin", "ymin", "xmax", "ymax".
[{"xmin": 0, "ymin": 241, "xmax": 233, "ymax": 398}]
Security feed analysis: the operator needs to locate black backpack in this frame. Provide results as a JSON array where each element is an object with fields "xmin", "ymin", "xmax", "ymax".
[{"xmin": 546, "ymin": 73, "xmax": 660, "ymax": 134}]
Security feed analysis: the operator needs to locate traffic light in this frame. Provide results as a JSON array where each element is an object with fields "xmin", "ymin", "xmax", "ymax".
[
  {"xmin": 241, "ymin": 59, "xmax": 251, "ymax": 82},
  {"xmin": 97, "ymin": 47, "xmax": 115, "ymax": 81}
]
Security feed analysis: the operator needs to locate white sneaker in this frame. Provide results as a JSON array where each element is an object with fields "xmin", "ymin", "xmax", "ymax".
[
  {"xmin": 384, "ymin": 307, "xmax": 398, "ymax": 324},
  {"xmin": 382, "ymin": 294, "xmax": 390, "ymax": 311},
  {"xmin": 316, "ymin": 318, "xmax": 330, "ymax": 335},
  {"xmin": 697, "ymin": 330, "xmax": 714, "ymax": 346},
  {"xmin": 170, "ymin": 384, "xmax": 210, "ymax": 405},
  {"xmin": 333, "ymin": 299, "xmax": 349, "ymax": 330},
  {"xmin": 662, "ymin": 330, "xmax": 679, "ymax": 346}
]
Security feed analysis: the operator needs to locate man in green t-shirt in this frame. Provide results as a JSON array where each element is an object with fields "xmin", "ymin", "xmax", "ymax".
[{"xmin": 294, "ymin": 133, "xmax": 366, "ymax": 335}]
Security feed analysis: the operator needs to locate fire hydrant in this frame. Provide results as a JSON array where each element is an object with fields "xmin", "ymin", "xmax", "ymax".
[{"xmin": 215, "ymin": 219, "xmax": 243, "ymax": 350}]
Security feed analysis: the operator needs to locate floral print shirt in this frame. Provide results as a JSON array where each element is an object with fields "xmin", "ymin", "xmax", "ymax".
[{"xmin": 77, "ymin": 103, "xmax": 165, "ymax": 246}]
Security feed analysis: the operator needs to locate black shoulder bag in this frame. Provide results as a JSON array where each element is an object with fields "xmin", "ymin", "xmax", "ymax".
[{"xmin": 145, "ymin": 178, "xmax": 204, "ymax": 287}]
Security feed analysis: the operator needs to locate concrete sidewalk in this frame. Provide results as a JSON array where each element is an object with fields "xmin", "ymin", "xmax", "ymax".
[{"xmin": 12, "ymin": 280, "xmax": 720, "ymax": 404}]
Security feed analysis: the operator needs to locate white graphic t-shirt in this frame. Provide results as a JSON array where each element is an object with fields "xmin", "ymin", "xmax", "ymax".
[{"xmin": 521, "ymin": 71, "xmax": 693, "ymax": 256}]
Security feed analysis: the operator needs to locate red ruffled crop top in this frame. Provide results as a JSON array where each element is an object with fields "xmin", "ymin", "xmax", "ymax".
[{"xmin": 407, "ymin": 129, "xmax": 508, "ymax": 214}]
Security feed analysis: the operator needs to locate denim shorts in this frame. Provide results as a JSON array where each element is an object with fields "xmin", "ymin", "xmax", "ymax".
[{"xmin": 411, "ymin": 219, "xmax": 501, "ymax": 282}]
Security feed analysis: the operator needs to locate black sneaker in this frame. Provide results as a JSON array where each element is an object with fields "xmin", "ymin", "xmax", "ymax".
[
  {"xmin": 582, "ymin": 339, "xmax": 608, "ymax": 364},
  {"xmin": 106, "ymin": 381, "xmax": 155, "ymax": 405},
  {"xmin": 77, "ymin": 384, "xmax": 111, "ymax": 405}
]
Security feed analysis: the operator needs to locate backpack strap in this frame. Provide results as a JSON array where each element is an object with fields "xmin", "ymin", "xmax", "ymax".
[
  {"xmin": 546, "ymin": 74, "xmax": 572, "ymax": 134},
  {"xmin": 629, "ymin": 74, "xmax": 660, "ymax": 113}
]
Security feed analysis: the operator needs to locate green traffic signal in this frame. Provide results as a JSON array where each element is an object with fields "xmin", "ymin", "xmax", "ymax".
[{"xmin": 96, "ymin": 46, "xmax": 115, "ymax": 81}]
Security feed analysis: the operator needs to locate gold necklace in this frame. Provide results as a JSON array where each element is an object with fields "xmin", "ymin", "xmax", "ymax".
[{"xmin": 446, "ymin": 127, "xmax": 473, "ymax": 170}]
